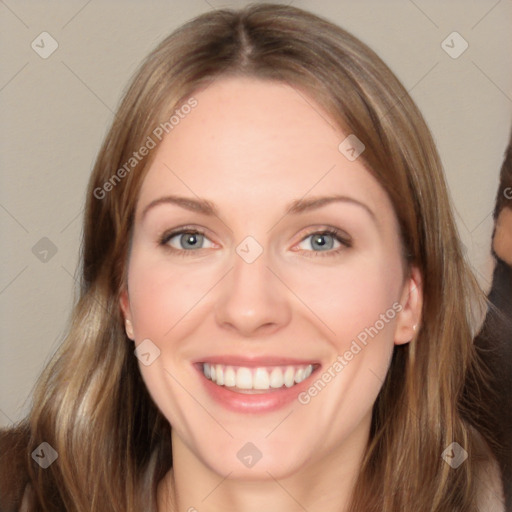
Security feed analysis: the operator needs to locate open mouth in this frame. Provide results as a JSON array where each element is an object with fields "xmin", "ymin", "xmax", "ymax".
[{"xmin": 199, "ymin": 362, "xmax": 317, "ymax": 393}]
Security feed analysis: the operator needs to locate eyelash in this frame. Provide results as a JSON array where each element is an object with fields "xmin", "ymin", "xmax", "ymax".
[{"xmin": 158, "ymin": 226, "xmax": 352, "ymax": 258}]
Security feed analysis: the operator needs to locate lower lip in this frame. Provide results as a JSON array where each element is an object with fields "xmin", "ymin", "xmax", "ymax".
[{"xmin": 196, "ymin": 365, "xmax": 319, "ymax": 413}]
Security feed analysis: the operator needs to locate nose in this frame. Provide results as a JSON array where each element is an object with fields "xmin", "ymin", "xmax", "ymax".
[{"xmin": 214, "ymin": 247, "xmax": 292, "ymax": 338}]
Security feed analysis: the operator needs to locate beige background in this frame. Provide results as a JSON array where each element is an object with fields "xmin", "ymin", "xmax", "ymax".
[{"xmin": 1, "ymin": 0, "xmax": 511, "ymax": 428}]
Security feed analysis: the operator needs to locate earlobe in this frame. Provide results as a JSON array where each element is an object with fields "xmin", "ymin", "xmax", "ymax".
[
  {"xmin": 124, "ymin": 319, "xmax": 135, "ymax": 341},
  {"xmin": 119, "ymin": 287, "xmax": 135, "ymax": 341},
  {"xmin": 394, "ymin": 266, "xmax": 423, "ymax": 346}
]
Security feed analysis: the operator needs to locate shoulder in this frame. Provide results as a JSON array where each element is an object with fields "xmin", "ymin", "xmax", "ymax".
[
  {"xmin": 473, "ymin": 429, "xmax": 506, "ymax": 512},
  {"xmin": 0, "ymin": 424, "xmax": 31, "ymax": 511}
]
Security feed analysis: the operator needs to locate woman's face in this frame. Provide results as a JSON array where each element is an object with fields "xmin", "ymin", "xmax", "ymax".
[{"xmin": 120, "ymin": 76, "xmax": 421, "ymax": 480}]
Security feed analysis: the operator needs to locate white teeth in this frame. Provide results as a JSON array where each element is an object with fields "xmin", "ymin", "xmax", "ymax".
[
  {"xmin": 224, "ymin": 366, "xmax": 236, "ymax": 387},
  {"xmin": 269, "ymin": 367, "xmax": 284, "ymax": 388},
  {"xmin": 216, "ymin": 365, "xmax": 224, "ymax": 385},
  {"xmin": 284, "ymin": 366, "xmax": 295, "ymax": 387},
  {"xmin": 253, "ymin": 368, "xmax": 270, "ymax": 389},
  {"xmin": 236, "ymin": 367, "xmax": 253, "ymax": 389},
  {"xmin": 202, "ymin": 363, "xmax": 314, "ymax": 391}
]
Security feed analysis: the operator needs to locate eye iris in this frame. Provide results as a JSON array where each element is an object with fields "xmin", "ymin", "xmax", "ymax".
[
  {"xmin": 181, "ymin": 233, "xmax": 202, "ymax": 249},
  {"xmin": 312, "ymin": 233, "xmax": 334, "ymax": 251}
]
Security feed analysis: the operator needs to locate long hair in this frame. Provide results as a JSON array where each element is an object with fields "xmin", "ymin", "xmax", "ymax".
[{"xmin": 0, "ymin": 4, "xmax": 493, "ymax": 511}]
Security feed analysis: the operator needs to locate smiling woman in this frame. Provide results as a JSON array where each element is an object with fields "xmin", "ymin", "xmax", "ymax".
[{"xmin": 0, "ymin": 3, "xmax": 505, "ymax": 512}]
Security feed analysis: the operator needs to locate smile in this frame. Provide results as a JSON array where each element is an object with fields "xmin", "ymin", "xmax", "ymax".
[{"xmin": 201, "ymin": 362, "xmax": 315, "ymax": 393}]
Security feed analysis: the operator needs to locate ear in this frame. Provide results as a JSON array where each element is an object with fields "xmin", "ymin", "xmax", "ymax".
[
  {"xmin": 394, "ymin": 265, "xmax": 423, "ymax": 346},
  {"xmin": 119, "ymin": 286, "xmax": 135, "ymax": 341}
]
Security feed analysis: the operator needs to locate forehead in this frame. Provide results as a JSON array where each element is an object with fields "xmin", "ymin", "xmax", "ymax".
[{"xmin": 135, "ymin": 76, "xmax": 391, "ymax": 222}]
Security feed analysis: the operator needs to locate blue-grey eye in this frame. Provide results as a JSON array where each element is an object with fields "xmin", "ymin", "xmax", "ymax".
[
  {"xmin": 165, "ymin": 231, "xmax": 214, "ymax": 250},
  {"xmin": 298, "ymin": 231, "xmax": 342, "ymax": 252}
]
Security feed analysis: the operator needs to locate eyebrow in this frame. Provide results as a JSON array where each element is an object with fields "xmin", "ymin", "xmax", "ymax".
[{"xmin": 141, "ymin": 194, "xmax": 376, "ymax": 222}]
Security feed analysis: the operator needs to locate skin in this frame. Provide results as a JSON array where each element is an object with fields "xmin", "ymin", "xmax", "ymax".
[
  {"xmin": 493, "ymin": 206, "xmax": 512, "ymax": 265},
  {"xmin": 120, "ymin": 77, "xmax": 422, "ymax": 512}
]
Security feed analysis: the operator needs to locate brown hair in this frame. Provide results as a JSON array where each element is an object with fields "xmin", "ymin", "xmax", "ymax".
[{"xmin": 0, "ymin": 4, "xmax": 494, "ymax": 511}]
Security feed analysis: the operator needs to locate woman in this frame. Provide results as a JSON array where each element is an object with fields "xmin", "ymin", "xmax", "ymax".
[
  {"xmin": 469, "ymin": 129, "xmax": 512, "ymax": 507},
  {"xmin": 0, "ymin": 4, "xmax": 504, "ymax": 511}
]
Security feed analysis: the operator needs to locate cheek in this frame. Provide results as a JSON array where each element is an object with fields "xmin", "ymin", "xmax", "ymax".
[
  {"xmin": 126, "ymin": 252, "xmax": 217, "ymax": 339},
  {"xmin": 287, "ymin": 252, "xmax": 403, "ymax": 349},
  {"xmin": 125, "ymin": 252, "xmax": 211, "ymax": 430},
  {"xmin": 290, "ymin": 257, "xmax": 402, "ymax": 430}
]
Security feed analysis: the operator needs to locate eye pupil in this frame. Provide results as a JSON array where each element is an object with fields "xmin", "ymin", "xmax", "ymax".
[
  {"xmin": 315, "ymin": 235, "xmax": 326, "ymax": 246},
  {"xmin": 312, "ymin": 233, "xmax": 334, "ymax": 251},
  {"xmin": 182, "ymin": 233, "xmax": 201, "ymax": 249}
]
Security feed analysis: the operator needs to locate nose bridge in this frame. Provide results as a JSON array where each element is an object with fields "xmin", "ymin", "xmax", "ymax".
[{"xmin": 214, "ymin": 238, "xmax": 291, "ymax": 335}]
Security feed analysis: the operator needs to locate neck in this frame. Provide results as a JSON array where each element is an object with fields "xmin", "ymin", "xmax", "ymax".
[{"xmin": 158, "ymin": 416, "xmax": 370, "ymax": 512}]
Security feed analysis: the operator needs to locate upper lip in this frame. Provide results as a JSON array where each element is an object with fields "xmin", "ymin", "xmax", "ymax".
[{"xmin": 193, "ymin": 355, "xmax": 321, "ymax": 367}]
